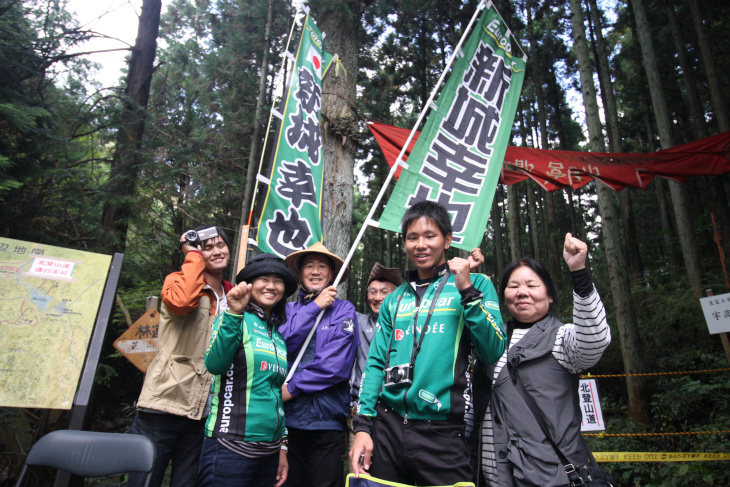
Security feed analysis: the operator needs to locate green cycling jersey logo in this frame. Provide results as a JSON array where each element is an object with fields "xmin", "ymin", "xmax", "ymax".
[{"xmin": 418, "ymin": 389, "xmax": 442, "ymax": 411}]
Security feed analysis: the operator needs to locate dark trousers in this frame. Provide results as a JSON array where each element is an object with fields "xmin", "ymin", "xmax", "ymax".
[
  {"xmin": 284, "ymin": 428, "xmax": 345, "ymax": 487},
  {"xmin": 128, "ymin": 411, "xmax": 204, "ymax": 487},
  {"xmin": 370, "ymin": 403, "xmax": 472, "ymax": 486},
  {"xmin": 198, "ymin": 437, "xmax": 279, "ymax": 487}
]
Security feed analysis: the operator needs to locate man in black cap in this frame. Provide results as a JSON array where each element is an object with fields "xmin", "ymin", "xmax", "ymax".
[{"xmin": 346, "ymin": 263, "xmax": 402, "ymax": 473}]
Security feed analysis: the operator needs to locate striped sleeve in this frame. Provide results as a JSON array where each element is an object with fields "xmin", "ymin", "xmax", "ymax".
[{"xmin": 553, "ymin": 285, "xmax": 611, "ymax": 374}]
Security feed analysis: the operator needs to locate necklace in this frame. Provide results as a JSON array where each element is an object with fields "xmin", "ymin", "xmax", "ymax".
[{"xmin": 210, "ymin": 284, "xmax": 224, "ymax": 300}]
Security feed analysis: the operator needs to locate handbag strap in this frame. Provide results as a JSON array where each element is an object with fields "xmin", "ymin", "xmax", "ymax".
[{"xmin": 507, "ymin": 362, "xmax": 587, "ymax": 486}]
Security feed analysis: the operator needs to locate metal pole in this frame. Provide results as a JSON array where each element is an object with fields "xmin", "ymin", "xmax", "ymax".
[
  {"xmin": 246, "ymin": 9, "xmax": 304, "ymax": 229},
  {"xmin": 711, "ymin": 213, "xmax": 729, "ymax": 289}
]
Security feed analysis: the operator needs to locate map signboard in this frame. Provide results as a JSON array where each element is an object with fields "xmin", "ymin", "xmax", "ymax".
[{"xmin": 0, "ymin": 237, "xmax": 111, "ymax": 409}]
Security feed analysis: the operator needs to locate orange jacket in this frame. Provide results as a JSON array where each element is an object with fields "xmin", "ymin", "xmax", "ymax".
[{"xmin": 162, "ymin": 251, "xmax": 233, "ymax": 315}]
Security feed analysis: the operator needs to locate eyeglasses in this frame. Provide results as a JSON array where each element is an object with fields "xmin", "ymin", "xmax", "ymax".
[{"xmin": 368, "ymin": 288, "xmax": 394, "ymax": 297}]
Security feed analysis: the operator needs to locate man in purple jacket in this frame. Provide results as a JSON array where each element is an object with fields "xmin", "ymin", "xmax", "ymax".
[{"xmin": 279, "ymin": 242, "xmax": 359, "ymax": 487}]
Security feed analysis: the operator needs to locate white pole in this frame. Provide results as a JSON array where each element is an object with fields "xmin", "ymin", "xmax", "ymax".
[
  {"xmin": 285, "ymin": 1, "xmax": 489, "ymax": 383},
  {"xmin": 246, "ymin": 9, "xmax": 305, "ymax": 227}
]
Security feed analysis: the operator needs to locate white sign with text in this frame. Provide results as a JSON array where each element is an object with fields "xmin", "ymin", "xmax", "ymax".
[
  {"xmin": 700, "ymin": 293, "xmax": 730, "ymax": 334},
  {"xmin": 579, "ymin": 378, "xmax": 605, "ymax": 432}
]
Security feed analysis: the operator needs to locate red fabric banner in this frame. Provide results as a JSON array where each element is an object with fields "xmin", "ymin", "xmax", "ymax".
[{"xmin": 368, "ymin": 120, "xmax": 730, "ymax": 192}]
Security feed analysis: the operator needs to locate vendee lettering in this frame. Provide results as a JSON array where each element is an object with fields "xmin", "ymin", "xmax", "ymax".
[{"xmin": 406, "ymin": 323, "xmax": 446, "ymax": 335}]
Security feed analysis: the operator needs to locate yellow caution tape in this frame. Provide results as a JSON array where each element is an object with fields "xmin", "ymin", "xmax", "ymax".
[
  {"xmin": 594, "ymin": 452, "xmax": 730, "ymax": 462},
  {"xmin": 584, "ymin": 430, "xmax": 730, "ymax": 437},
  {"xmin": 581, "ymin": 368, "xmax": 730, "ymax": 378}
]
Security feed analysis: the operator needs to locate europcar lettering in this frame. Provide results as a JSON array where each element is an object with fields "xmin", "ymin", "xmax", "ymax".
[
  {"xmin": 255, "ymin": 337, "xmax": 275, "ymax": 352},
  {"xmin": 398, "ymin": 295, "xmax": 456, "ymax": 313},
  {"xmin": 219, "ymin": 365, "xmax": 235, "ymax": 433},
  {"xmin": 463, "ymin": 351, "xmax": 473, "ymax": 417}
]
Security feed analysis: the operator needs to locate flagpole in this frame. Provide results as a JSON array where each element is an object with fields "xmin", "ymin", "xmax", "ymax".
[
  {"xmin": 336, "ymin": 0, "xmax": 490, "ymax": 275},
  {"xmin": 284, "ymin": 0, "xmax": 489, "ymax": 384},
  {"xmin": 246, "ymin": 8, "xmax": 306, "ymax": 229}
]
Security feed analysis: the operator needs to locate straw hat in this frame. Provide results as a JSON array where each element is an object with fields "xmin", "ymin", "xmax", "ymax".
[{"xmin": 285, "ymin": 242, "xmax": 350, "ymax": 283}]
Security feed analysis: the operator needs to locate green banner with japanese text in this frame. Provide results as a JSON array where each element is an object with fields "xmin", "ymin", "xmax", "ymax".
[
  {"xmin": 377, "ymin": 6, "xmax": 526, "ymax": 250},
  {"xmin": 255, "ymin": 14, "xmax": 335, "ymax": 257}
]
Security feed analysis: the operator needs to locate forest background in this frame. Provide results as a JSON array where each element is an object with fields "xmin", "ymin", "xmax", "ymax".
[{"xmin": 1, "ymin": 0, "xmax": 729, "ymax": 485}]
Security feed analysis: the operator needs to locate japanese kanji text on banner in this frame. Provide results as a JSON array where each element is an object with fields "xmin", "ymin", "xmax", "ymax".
[
  {"xmin": 254, "ymin": 14, "xmax": 335, "ymax": 257},
  {"xmin": 377, "ymin": 6, "xmax": 526, "ymax": 250}
]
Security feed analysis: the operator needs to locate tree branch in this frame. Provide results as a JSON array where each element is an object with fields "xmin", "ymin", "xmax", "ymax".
[{"xmin": 115, "ymin": 294, "xmax": 133, "ymax": 328}]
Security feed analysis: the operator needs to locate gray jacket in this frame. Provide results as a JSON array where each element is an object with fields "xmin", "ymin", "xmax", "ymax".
[
  {"xmin": 349, "ymin": 312, "xmax": 376, "ymax": 404},
  {"xmin": 488, "ymin": 315, "xmax": 595, "ymax": 487}
]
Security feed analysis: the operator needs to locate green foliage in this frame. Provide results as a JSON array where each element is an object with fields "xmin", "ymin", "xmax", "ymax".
[
  {"xmin": 2, "ymin": 0, "xmax": 730, "ymax": 484},
  {"xmin": 0, "ymin": 0, "xmax": 98, "ymax": 200},
  {"xmin": 0, "ymin": 0, "xmax": 116, "ymax": 250},
  {"xmin": 583, "ymin": 277, "xmax": 730, "ymax": 486}
]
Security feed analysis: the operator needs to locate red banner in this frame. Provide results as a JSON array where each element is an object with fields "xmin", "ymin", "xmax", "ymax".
[{"xmin": 368, "ymin": 120, "xmax": 730, "ymax": 192}]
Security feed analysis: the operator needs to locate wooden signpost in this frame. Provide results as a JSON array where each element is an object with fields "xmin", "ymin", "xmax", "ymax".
[{"xmin": 113, "ymin": 308, "xmax": 160, "ymax": 373}]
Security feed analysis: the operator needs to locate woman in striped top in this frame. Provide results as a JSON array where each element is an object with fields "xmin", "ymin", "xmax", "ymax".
[{"xmin": 476, "ymin": 233, "xmax": 611, "ymax": 486}]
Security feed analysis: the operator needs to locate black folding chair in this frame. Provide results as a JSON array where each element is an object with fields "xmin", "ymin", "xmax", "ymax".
[{"xmin": 14, "ymin": 429, "xmax": 156, "ymax": 487}]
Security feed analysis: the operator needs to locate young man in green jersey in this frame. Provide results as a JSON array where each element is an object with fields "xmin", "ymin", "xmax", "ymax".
[{"xmin": 350, "ymin": 201, "xmax": 506, "ymax": 485}]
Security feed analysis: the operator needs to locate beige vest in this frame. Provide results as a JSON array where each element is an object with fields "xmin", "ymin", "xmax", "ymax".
[{"xmin": 136, "ymin": 296, "xmax": 214, "ymax": 420}]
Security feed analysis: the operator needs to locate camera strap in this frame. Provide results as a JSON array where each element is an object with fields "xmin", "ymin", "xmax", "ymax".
[
  {"xmin": 383, "ymin": 268, "xmax": 451, "ymax": 372},
  {"xmin": 380, "ymin": 269, "xmax": 453, "ymax": 423},
  {"xmin": 383, "ymin": 290, "xmax": 408, "ymax": 374},
  {"xmin": 410, "ymin": 268, "xmax": 451, "ymax": 366}
]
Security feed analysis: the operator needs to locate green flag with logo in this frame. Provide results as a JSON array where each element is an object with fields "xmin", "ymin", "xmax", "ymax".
[
  {"xmin": 255, "ymin": 14, "xmax": 335, "ymax": 257},
  {"xmin": 377, "ymin": 6, "xmax": 526, "ymax": 250}
]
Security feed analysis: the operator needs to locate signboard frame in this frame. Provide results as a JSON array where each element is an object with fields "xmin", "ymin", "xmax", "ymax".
[{"xmin": 55, "ymin": 252, "xmax": 124, "ymax": 487}]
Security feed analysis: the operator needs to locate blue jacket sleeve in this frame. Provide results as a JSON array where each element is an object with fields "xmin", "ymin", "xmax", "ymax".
[
  {"xmin": 286, "ymin": 299, "xmax": 359, "ymax": 397},
  {"xmin": 279, "ymin": 300, "xmax": 322, "ymax": 354}
]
